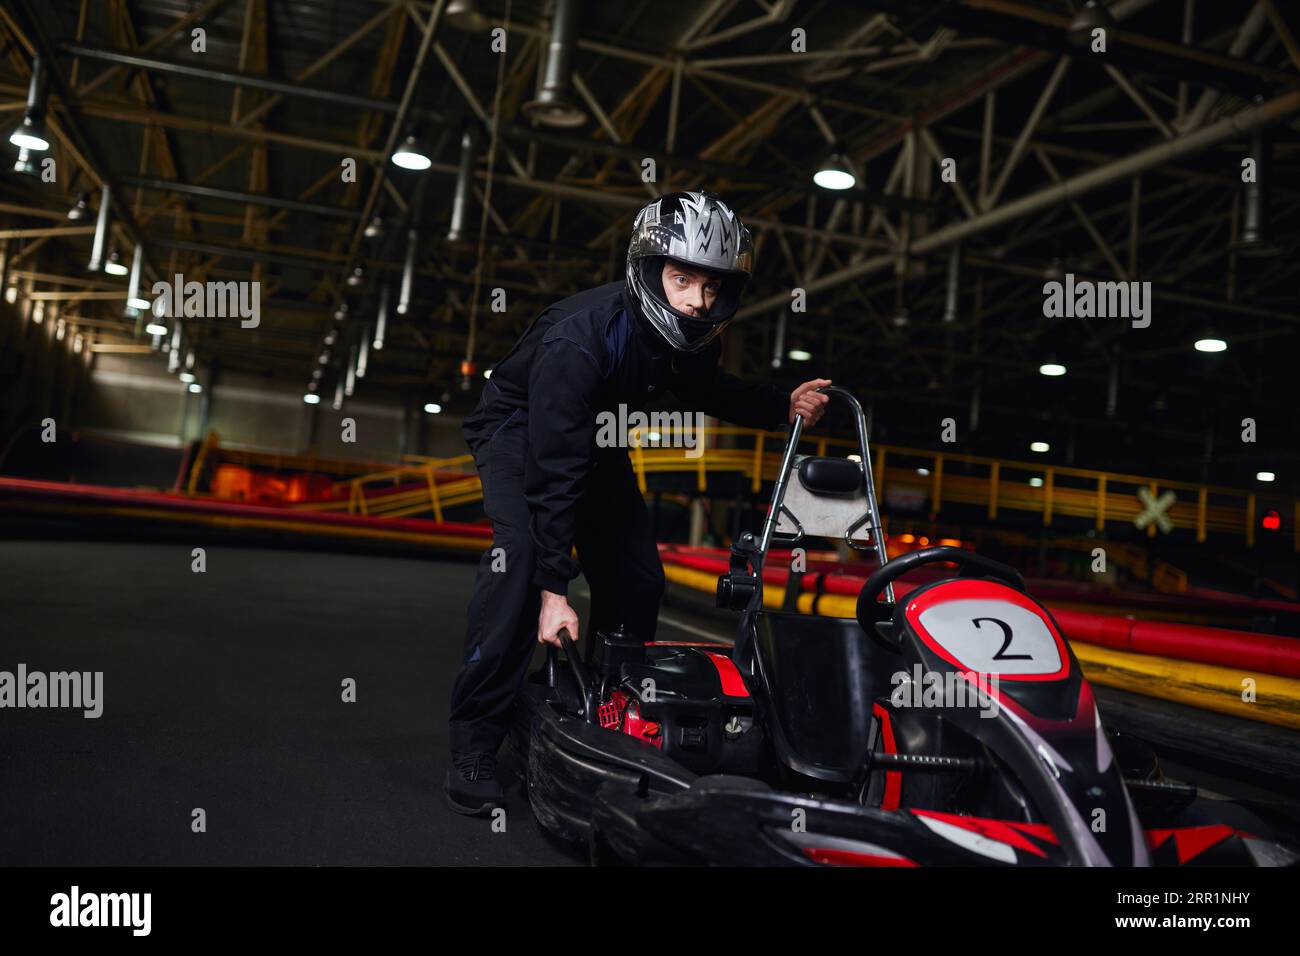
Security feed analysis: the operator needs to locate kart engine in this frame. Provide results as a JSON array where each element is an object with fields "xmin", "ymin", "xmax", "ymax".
[{"xmin": 592, "ymin": 628, "xmax": 764, "ymax": 776}]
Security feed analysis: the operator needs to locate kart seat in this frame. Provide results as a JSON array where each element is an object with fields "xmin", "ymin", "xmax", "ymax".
[
  {"xmin": 750, "ymin": 610, "xmax": 889, "ymax": 785},
  {"xmin": 773, "ymin": 454, "xmax": 878, "ymax": 547}
]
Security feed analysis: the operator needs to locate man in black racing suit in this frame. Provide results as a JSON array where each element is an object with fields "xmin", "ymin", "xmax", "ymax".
[{"xmin": 445, "ymin": 191, "xmax": 830, "ymax": 815}]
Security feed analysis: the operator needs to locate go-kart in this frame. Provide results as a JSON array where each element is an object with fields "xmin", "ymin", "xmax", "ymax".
[{"xmin": 509, "ymin": 387, "xmax": 1297, "ymax": 866}]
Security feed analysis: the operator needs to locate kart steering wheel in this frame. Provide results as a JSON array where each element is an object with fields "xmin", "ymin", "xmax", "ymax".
[{"xmin": 857, "ymin": 545, "xmax": 1025, "ymax": 619}]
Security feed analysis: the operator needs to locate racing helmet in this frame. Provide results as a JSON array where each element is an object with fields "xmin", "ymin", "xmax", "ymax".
[{"xmin": 625, "ymin": 191, "xmax": 754, "ymax": 353}]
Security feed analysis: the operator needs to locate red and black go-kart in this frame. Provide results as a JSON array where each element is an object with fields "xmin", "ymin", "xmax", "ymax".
[{"xmin": 510, "ymin": 387, "xmax": 1298, "ymax": 866}]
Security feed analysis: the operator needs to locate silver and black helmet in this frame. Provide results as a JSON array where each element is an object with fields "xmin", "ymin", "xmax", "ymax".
[{"xmin": 625, "ymin": 191, "xmax": 754, "ymax": 353}]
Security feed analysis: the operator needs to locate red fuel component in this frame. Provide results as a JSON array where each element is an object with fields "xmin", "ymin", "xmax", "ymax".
[
  {"xmin": 598, "ymin": 690, "xmax": 662, "ymax": 748},
  {"xmin": 598, "ymin": 691, "xmax": 628, "ymax": 729}
]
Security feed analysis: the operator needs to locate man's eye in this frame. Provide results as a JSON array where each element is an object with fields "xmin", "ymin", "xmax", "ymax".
[{"xmin": 706, "ymin": 284, "xmax": 720, "ymax": 293}]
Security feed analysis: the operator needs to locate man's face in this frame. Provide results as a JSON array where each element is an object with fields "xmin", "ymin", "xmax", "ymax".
[{"xmin": 661, "ymin": 260, "xmax": 721, "ymax": 318}]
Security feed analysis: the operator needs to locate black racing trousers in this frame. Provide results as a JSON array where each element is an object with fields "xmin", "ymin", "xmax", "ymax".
[{"xmin": 447, "ymin": 413, "xmax": 666, "ymax": 755}]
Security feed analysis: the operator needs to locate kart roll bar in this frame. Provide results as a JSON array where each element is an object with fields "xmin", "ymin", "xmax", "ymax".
[{"xmin": 755, "ymin": 386, "xmax": 893, "ymax": 605}]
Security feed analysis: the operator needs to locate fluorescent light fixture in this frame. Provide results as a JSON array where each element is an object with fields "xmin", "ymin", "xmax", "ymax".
[
  {"xmin": 1194, "ymin": 337, "xmax": 1227, "ymax": 353},
  {"xmin": 145, "ymin": 321, "xmax": 168, "ymax": 335},
  {"xmin": 1039, "ymin": 362, "xmax": 1067, "ymax": 377},
  {"xmin": 424, "ymin": 402, "xmax": 442, "ymax": 414},
  {"xmin": 179, "ymin": 372, "xmax": 196, "ymax": 384},
  {"xmin": 787, "ymin": 348, "xmax": 812, "ymax": 361},
  {"xmin": 391, "ymin": 135, "xmax": 432, "ymax": 171},
  {"xmin": 1257, "ymin": 471, "xmax": 1276, "ymax": 482},
  {"xmin": 1030, "ymin": 441, "xmax": 1050, "ymax": 453},
  {"xmin": 187, "ymin": 383, "xmax": 202, "ymax": 394},
  {"xmin": 304, "ymin": 393, "xmax": 321, "ymax": 405},
  {"xmin": 1029, "ymin": 476, "xmax": 1045, "ymax": 488},
  {"xmin": 128, "ymin": 296, "xmax": 151, "ymax": 310}
]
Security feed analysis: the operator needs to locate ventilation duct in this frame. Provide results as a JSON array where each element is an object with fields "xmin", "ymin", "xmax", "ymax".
[
  {"xmin": 447, "ymin": 124, "xmax": 479, "ymax": 242},
  {"xmin": 942, "ymin": 242, "xmax": 960, "ymax": 324},
  {"xmin": 523, "ymin": 0, "xmax": 586, "ymax": 128},
  {"xmin": 397, "ymin": 228, "xmax": 417, "ymax": 315},
  {"xmin": 1237, "ymin": 123, "xmax": 1275, "ymax": 256},
  {"xmin": 87, "ymin": 184, "xmax": 111, "ymax": 272}
]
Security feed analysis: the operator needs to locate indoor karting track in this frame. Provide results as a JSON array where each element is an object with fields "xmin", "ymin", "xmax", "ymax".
[{"xmin": 3, "ymin": 538, "xmax": 1299, "ymax": 866}]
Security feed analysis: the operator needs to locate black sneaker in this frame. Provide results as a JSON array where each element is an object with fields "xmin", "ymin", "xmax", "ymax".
[{"xmin": 444, "ymin": 751, "xmax": 504, "ymax": 816}]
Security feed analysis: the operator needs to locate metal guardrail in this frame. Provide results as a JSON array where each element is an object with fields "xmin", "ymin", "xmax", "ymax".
[{"xmin": 209, "ymin": 424, "xmax": 1296, "ymax": 552}]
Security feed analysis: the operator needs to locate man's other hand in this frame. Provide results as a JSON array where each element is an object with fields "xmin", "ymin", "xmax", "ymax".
[
  {"xmin": 538, "ymin": 590, "xmax": 580, "ymax": 647},
  {"xmin": 789, "ymin": 378, "xmax": 832, "ymax": 426}
]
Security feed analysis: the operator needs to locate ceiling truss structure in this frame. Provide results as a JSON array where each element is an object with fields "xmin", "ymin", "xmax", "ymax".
[{"xmin": 0, "ymin": 0, "xmax": 1298, "ymax": 488}]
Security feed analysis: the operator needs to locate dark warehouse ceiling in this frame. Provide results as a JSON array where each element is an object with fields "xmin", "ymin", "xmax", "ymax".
[{"xmin": 1, "ymin": 0, "xmax": 1299, "ymax": 489}]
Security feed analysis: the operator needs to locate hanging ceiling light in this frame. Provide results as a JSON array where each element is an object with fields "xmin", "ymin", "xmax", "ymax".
[
  {"xmin": 787, "ymin": 348, "xmax": 812, "ymax": 362},
  {"xmin": 304, "ymin": 392, "xmax": 322, "ymax": 405},
  {"xmin": 12, "ymin": 148, "xmax": 37, "ymax": 176},
  {"xmin": 104, "ymin": 245, "xmax": 129, "ymax": 276},
  {"xmin": 363, "ymin": 215, "xmax": 385, "ymax": 239},
  {"xmin": 66, "ymin": 193, "xmax": 91, "ymax": 221},
  {"xmin": 346, "ymin": 265, "xmax": 364, "ymax": 287},
  {"xmin": 391, "ymin": 133, "xmax": 432, "ymax": 171},
  {"xmin": 333, "ymin": 302, "xmax": 349, "ymax": 321},
  {"xmin": 1194, "ymin": 325, "xmax": 1227, "ymax": 353},
  {"xmin": 1067, "ymin": 1, "xmax": 1117, "ymax": 47},
  {"xmin": 1039, "ymin": 360, "xmax": 1067, "ymax": 377},
  {"xmin": 813, "ymin": 153, "xmax": 856, "ymax": 191},
  {"xmin": 446, "ymin": 0, "xmax": 490, "ymax": 31},
  {"xmin": 145, "ymin": 320, "xmax": 168, "ymax": 335},
  {"xmin": 9, "ymin": 56, "xmax": 50, "ymax": 152}
]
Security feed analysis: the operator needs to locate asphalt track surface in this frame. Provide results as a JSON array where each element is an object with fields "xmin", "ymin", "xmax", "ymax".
[{"xmin": 2, "ymin": 539, "xmax": 1297, "ymax": 865}]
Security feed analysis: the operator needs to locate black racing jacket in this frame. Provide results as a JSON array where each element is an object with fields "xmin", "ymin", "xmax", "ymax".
[{"xmin": 462, "ymin": 280, "xmax": 790, "ymax": 596}]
